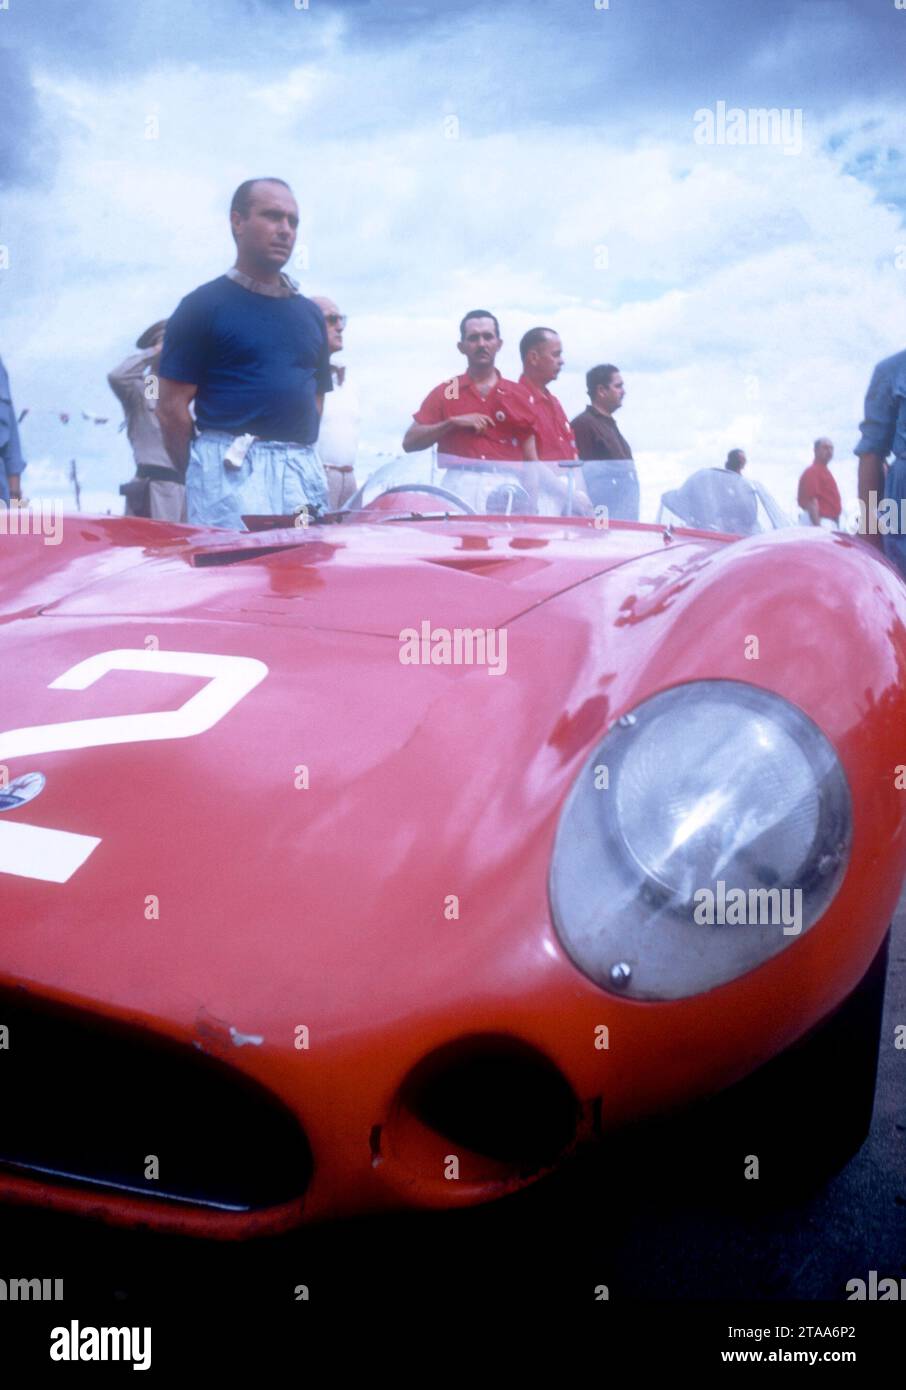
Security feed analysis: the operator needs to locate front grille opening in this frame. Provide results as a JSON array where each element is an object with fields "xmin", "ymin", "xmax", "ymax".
[
  {"xmin": 398, "ymin": 1035, "xmax": 578, "ymax": 1172},
  {"xmin": 0, "ymin": 989, "xmax": 311, "ymax": 1212}
]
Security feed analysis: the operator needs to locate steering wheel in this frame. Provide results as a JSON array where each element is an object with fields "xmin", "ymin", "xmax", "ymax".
[{"xmin": 372, "ymin": 484, "xmax": 477, "ymax": 514}]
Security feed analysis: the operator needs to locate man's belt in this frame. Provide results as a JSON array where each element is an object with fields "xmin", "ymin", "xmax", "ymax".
[
  {"xmin": 136, "ymin": 464, "xmax": 184, "ymax": 484},
  {"xmin": 196, "ymin": 429, "xmax": 312, "ymax": 449}
]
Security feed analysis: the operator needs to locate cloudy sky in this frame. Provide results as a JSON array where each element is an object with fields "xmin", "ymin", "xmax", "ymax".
[{"xmin": 1, "ymin": 0, "xmax": 905, "ymax": 518}]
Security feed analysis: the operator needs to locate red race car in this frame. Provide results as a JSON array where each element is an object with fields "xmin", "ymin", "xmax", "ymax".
[{"xmin": 0, "ymin": 458, "xmax": 902, "ymax": 1237}]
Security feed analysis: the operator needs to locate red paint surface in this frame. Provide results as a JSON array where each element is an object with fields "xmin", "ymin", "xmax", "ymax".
[{"xmin": 1, "ymin": 516, "xmax": 904, "ymax": 1234}]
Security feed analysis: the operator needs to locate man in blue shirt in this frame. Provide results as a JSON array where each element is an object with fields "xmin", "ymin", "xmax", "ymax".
[
  {"xmin": 855, "ymin": 349, "xmax": 906, "ymax": 575},
  {"xmin": 0, "ymin": 356, "xmax": 26, "ymax": 506},
  {"xmin": 158, "ymin": 178, "xmax": 331, "ymax": 529}
]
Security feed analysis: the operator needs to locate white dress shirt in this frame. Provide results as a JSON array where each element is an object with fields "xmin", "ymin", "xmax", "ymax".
[{"xmin": 317, "ymin": 365, "xmax": 360, "ymax": 469}]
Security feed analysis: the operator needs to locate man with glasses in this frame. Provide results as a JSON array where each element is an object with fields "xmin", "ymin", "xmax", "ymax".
[{"xmin": 312, "ymin": 295, "xmax": 360, "ymax": 510}]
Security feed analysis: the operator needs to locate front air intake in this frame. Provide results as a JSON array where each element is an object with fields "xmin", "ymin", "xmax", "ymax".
[
  {"xmin": 396, "ymin": 1034, "xmax": 578, "ymax": 1173},
  {"xmin": 0, "ymin": 988, "xmax": 311, "ymax": 1211}
]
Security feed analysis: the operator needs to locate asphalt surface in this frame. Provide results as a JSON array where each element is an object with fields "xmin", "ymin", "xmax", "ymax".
[{"xmin": 2, "ymin": 888, "xmax": 905, "ymax": 1321}]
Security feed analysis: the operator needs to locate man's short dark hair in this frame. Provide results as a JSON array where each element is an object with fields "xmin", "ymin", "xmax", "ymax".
[
  {"xmin": 726, "ymin": 449, "xmax": 746, "ymax": 472},
  {"xmin": 459, "ymin": 309, "xmax": 500, "ymax": 340},
  {"xmin": 519, "ymin": 327, "xmax": 557, "ymax": 362},
  {"xmin": 230, "ymin": 178, "xmax": 291, "ymax": 220},
  {"xmin": 586, "ymin": 364, "xmax": 620, "ymax": 397}
]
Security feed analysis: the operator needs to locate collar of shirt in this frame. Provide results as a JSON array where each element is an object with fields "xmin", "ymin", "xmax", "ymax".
[
  {"xmin": 519, "ymin": 372, "xmax": 551, "ymax": 399},
  {"xmin": 519, "ymin": 373, "xmax": 576, "ymax": 456},
  {"xmin": 459, "ymin": 369, "xmax": 493, "ymax": 396},
  {"xmin": 458, "ymin": 370, "xmax": 521, "ymax": 402},
  {"xmin": 225, "ymin": 267, "xmax": 300, "ymax": 298},
  {"xmin": 331, "ymin": 363, "xmax": 347, "ymax": 387},
  {"xmin": 518, "ymin": 374, "xmax": 571, "ymax": 416}
]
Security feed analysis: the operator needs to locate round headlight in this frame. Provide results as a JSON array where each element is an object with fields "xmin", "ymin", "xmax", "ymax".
[{"xmin": 549, "ymin": 682, "xmax": 851, "ymax": 1000}]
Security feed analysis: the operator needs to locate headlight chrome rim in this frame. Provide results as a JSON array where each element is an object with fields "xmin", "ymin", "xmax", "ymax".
[{"xmin": 549, "ymin": 682, "xmax": 852, "ymax": 1001}]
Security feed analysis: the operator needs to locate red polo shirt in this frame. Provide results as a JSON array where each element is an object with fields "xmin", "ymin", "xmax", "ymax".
[
  {"xmin": 413, "ymin": 371, "xmax": 539, "ymax": 463},
  {"xmin": 797, "ymin": 462, "xmax": 841, "ymax": 520},
  {"xmin": 519, "ymin": 374, "xmax": 577, "ymax": 461}
]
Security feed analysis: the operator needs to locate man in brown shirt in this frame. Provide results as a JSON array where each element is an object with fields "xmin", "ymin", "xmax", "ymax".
[{"xmin": 570, "ymin": 363, "xmax": 639, "ymax": 521}]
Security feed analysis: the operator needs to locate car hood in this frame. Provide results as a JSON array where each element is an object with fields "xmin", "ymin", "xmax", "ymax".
[
  {"xmin": 5, "ymin": 514, "xmax": 721, "ymax": 634},
  {"xmin": 0, "ymin": 514, "xmax": 725, "ymax": 1050}
]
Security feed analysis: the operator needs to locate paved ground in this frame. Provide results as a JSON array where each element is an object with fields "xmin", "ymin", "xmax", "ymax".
[{"xmin": 2, "ymin": 890, "xmax": 904, "ymax": 1313}]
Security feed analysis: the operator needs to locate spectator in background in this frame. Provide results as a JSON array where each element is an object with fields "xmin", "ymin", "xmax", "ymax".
[
  {"xmin": 571, "ymin": 364, "xmax": 639, "ymax": 521},
  {"xmin": 518, "ymin": 327, "xmax": 590, "ymax": 512},
  {"xmin": 855, "ymin": 348, "xmax": 906, "ymax": 567},
  {"xmin": 725, "ymin": 448, "xmax": 747, "ymax": 474},
  {"xmin": 311, "ymin": 295, "xmax": 360, "ymax": 510},
  {"xmin": 797, "ymin": 438, "xmax": 841, "ymax": 529},
  {"xmin": 0, "ymin": 355, "xmax": 25, "ymax": 505},
  {"xmin": 518, "ymin": 328, "xmax": 577, "ymax": 461},
  {"xmin": 158, "ymin": 177, "xmax": 331, "ymax": 530},
  {"xmin": 108, "ymin": 320, "xmax": 187, "ymax": 522}
]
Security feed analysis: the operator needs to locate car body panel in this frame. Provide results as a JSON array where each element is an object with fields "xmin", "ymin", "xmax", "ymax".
[{"xmin": 1, "ymin": 515, "xmax": 905, "ymax": 1232}]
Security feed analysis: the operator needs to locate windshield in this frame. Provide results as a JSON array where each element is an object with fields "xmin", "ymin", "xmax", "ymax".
[
  {"xmin": 657, "ymin": 468, "xmax": 790, "ymax": 535},
  {"xmin": 342, "ymin": 453, "xmax": 791, "ymax": 533},
  {"xmin": 345, "ymin": 453, "xmax": 582, "ymax": 518}
]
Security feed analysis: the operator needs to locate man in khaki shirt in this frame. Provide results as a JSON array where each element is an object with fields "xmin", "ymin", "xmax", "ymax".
[{"xmin": 108, "ymin": 320, "xmax": 187, "ymax": 522}]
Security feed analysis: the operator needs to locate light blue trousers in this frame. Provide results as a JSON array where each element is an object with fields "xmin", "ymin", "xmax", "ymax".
[{"xmin": 187, "ymin": 430, "xmax": 328, "ymax": 530}]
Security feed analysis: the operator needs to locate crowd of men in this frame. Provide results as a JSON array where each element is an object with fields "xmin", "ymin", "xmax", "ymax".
[
  {"xmin": 399, "ymin": 310, "xmax": 635, "ymax": 518},
  {"xmin": 1, "ymin": 174, "xmax": 905, "ymax": 578},
  {"xmin": 141, "ymin": 174, "xmax": 644, "ymax": 528}
]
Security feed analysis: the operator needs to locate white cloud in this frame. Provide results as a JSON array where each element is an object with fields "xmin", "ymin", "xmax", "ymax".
[{"xmin": 2, "ymin": 35, "xmax": 905, "ymax": 529}]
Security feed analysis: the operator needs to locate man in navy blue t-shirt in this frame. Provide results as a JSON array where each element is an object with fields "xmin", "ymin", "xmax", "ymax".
[{"xmin": 158, "ymin": 177, "xmax": 332, "ymax": 529}]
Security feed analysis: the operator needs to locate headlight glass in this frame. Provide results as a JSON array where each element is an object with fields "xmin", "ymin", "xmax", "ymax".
[{"xmin": 549, "ymin": 682, "xmax": 851, "ymax": 1000}]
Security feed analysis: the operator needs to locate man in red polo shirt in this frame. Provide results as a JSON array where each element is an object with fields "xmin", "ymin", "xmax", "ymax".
[
  {"xmin": 404, "ymin": 309, "xmax": 540, "ymax": 464},
  {"xmin": 518, "ymin": 326, "xmax": 578, "ymax": 461},
  {"xmin": 404, "ymin": 311, "xmax": 590, "ymax": 514},
  {"xmin": 797, "ymin": 437, "xmax": 842, "ymax": 529}
]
